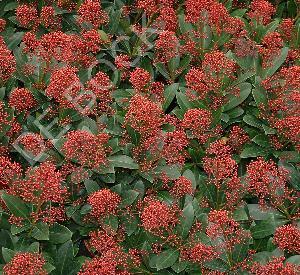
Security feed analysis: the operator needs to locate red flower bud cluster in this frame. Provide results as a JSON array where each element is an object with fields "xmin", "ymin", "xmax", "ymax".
[
  {"xmin": 250, "ymin": 256, "xmax": 300, "ymax": 275},
  {"xmin": 136, "ymin": 0, "xmax": 174, "ymax": 16},
  {"xmin": 246, "ymin": 158, "xmax": 295, "ymax": 207},
  {"xmin": 17, "ymin": 133, "xmax": 46, "ymax": 157},
  {"xmin": 206, "ymin": 210, "xmax": 250, "ymax": 250},
  {"xmin": 247, "ymin": 0, "xmax": 275, "ymax": 25},
  {"xmin": 8, "ymin": 88, "xmax": 37, "ymax": 114},
  {"xmin": 87, "ymin": 189, "xmax": 121, "ymax": 219},
  {"xmin": 259, "ymin": 32, "xmax": 283, "ymax": 68},
  {"xmin": 23, "ymin": 30, "xmax": 103, "ymax": 68},
  {"xmin": 162, "ymin": 130, "xmax": 189, "ymax": 165},
  {"xmin": 0, "ymin": 18, "xmax": 6, "ymax": 32},
  {"xmin": 16, "ymin": 4, "xmax": 38, "ymax": 29},
  {"xmin": 62, "ymin": 130, "xmax": 110, "ymax": 168},
  {"xmin": 141, "ymin": 198, "xmax": 179, "ymax": 233},
  {"xmin": 129, "ymin": 68, "xmax": 151, "ymax": 92},
  {"xmin": 0, "ymin": 156, "xmax": 22, "ymax": 189},
  {"xmin": 89, "ymin": 229, "xmax": 119, "ymax": 254},
  {"xmin": 154, "ymin": 31, "xmax": 179, "ymax": 63},
  {"xmin": 77, "ymin": 0, "xmax": 109, "ymax": 29},
  {"xmin": 3, "ymin": 252, "xmax": 47, "ymax": 275},
  {"xmin": 202, "ymin": 139, "xmax": 245, "ymax": 208},
  {"xmin": 0, "ymin": 37, "xmax": 16, "ymax": 83},
  {"xmin": 262, "ymin": 66, "xmax": 300, "ymax": 149},
  {"xmin": 170, "ymin": 176, "xmax": 193, "ymax": 198},
  {"xmin": 45, "ymin": 66, "xmax": 82, "ymax": 109},
  {"xmin": 125, "ymin": 94, "xmax": 165, "ymax": 137},
  {"xmin": 182, "ymin": 108, "xmax": 215, "ymax": 143},
  {"xmin": 273, "ymin": 224, "xmax": 300, "ymax": 254},
  {"xmin": 184, "ymin": 243, "xmax": 218, "ymax": 264},
  {"xmin": 185, "ymin": 51, "xmax": 237, "ymax": 107},
  {"xmin": 9, "ymin": 161, "xmax": 67, "ymax": 205},
  {"xmin": 154, "ymin": 7, "xmax": 178, "ymax": 32}
]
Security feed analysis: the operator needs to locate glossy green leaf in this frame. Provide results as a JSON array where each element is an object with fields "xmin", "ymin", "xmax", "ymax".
[
  {"xmin": 1, "ymin": 193, "xmax": 30, "ymax": 219},
  {"xmin": 108, "ymin": 155, "xmax": 139, "ymax": 169},
  {"xmin": 31, "ymin": 222, "xmax": 49, "ymax": 241},
  {"xmin": 49, "ymin": 223, "xmax": 73, "ymax": 244},
  {"xmin": 150, "ymin": 249, "xmax": 179, "ymax": 271},
  {"xmin": 223, "ymin": 82, "xmax": 252, "ymax": 111},
  {"xmin": 251, "ymin": 217, "xmax": 276, "ymax": 239}
]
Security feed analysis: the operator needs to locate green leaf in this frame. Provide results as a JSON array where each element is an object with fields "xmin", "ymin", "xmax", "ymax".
[
  {"xmin": 263, "ymin": 47, "xmax": 289, "ymax": 79},
  {"xmin": 84, "ymin": 179, "xmax": 100, "ymax": 194},
  {"xmin": 240, "ymin": 144, "xmax": 267, "ymax": 158},
  {"xmin": 108, "ymin": 155, "xmax": 139, "ymax": 169},
  {"xmin": 178, "ymin": 14, "xmax": 193, "ymax": 33},
  {"xmin": 252, "ymin": 87, "xmax": 268, "ymax": 106},
  {"xmin": 286, "ymin": 255, "xmax": 300, "ymax": 265},
  {"xmin": 168, "ymin": 56, "xmax": 180, "ymax": 75},
  {"xmin": 171, "ymin": 261, "xmax": 188, "ymax": 273},
  {"xmin": 179, "ymin": 55, "xmax": 191, "ymax": 71},
  {"xmin": 243, "ymin": 114, "xmax": 262, "ymax": 128},
  {"xmin": 232, "ymin": 241, "xmax": 250, "ymax": 263},
  {"xmin": 126, "ymin": 125, "xmax": 141, "ymax": 145},
  {"xmin": 176, "ymin": 92, "xmax": 196, "ymax": 112},
  {"xmin": 80, "ymin": 204, "xmax": 92, "ymax": 215},
  {"xmin": 77, "ymin": 117, "xmax": 98, "ymax": 134},
  {"xmin": 6, "ymin": 32, "xmax": 24, "ymax": 50},
  {"xmin": 233, "ymin": 206, "xmax": 248, "ymax": 221},
  {"xmin": 278, "ymin": 161, "xmax": 300, "ymax": 191},
  {"xmin": 44, "ymin": 263, "xmax": 56, "ymax": 273},
  {"xmin": 11, "ymin": 224, "xmax": 31, "ymax": 235},
  {"xmin": 163, "ymin": 83, "xmax": 178, "ymax": 111},
  {"xmin": 232, "ymin": 71, "xmax": 255, "ymax": 86},
  {"xmin": 227, "ymin": 106, "xmax": 244, "ymax": 118},
  {"xmin": 155, "ymin": 63, "xmax": 170, "ymax": 80},
  {"xmin": 262, "ymin": 124, "xmax": 276, "ymax": 135},
  {"xmin": 223, "ymin": 82, "xmax": 252, "ymax": 111},
  {"xmin": 103, "ymin": 215, "xmax": 118, "ymax": 231},
  {"xmin": 1, "ymin": 193, "xmax": 30, "ymax": 218},
  {"xmin": 252, "ymin": 134, "xmax": 270, "ymax": 147},
  {"xmin": 31, "ymin": 222, "xmax": 49, "ymax": 241},
  {"xmin": 123, "ymin": 215, "xmax": 138, "ymax": 236},
  {"xmin": 157, "ymin": 164, "xmax": 181, "ymax": 180},
  {"xmin": 54, "ymin": 241, "xmax": 74, "ymax": 275},
  {"xmin": 120, "ymin": 190, "xmax": 139, "ymax": 208},
  {"xmin": 150, "ymin": 249, "xmax": 179, "ymax": 271},
  {"xmin": 4, "ymin": 2, "xmax": 19, "ymax": 11},
  {"xmin": 204, "ymin": 259, "xmax": 230, "ymax": 272},
  {"xmin": 178, "ymin": 202, "xmax": 194, "ymax": 238},
  {"xmin": 27, "ymin": 242, "xmax": 40, "ymax": 253},
  {"xmin": 182, "ymin": 169, "xmax": 197, "ymax": 189},
  {"xmin": 0, "ymin": 212, "xmax": 11, "ymax": 230},
  {"xmin": 0, "ymin": 87, "xmax": 5, "ymax": 100},
  {"xmin": 201, "ymin": 183, "xmax": 218, "ymax": 206},
  {"xmin": 157, "ymin": 191, "xmax": 174, "ymax": 205},
  {"xmin": 49, "ymin": 223, "xmax": 73, "ymax": 244},
  {"xmin": 252, "ymin": 251, "xmax": 272, "ymax": 264},
  {"xmin": 231, "ymin": 8, "xmax": 247, "ymax": 17},
  {"xmin": 251, "ymin": 217, "xmax": 276, "ymax": 239},
  {"xmin": 273, "ymin": 151, "xmax": 300, "ymax": 163},
  {"xmin": 2, "ymin": 247, "xmax": 15, "ymax": 263},
  {"xmin": 247, "ymin": 204, "xmax": 283, "ymax": 221}
]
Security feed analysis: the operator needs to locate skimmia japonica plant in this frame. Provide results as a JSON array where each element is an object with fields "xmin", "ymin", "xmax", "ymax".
[{"xmin": 0, "ymin": 0, "xmax": 299, "ymax": 274}]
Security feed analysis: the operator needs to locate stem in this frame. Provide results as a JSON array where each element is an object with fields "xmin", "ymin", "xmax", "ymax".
[
  {"xmin": 28, "ymin": 200, "xmax": 43, "ymax": 237},
  {"xmin": 132, "ymin": 266, "xmax": 153, "ymax": 275},
  {"xmin": 131, "ymin": 15, "xmax": 155, "ymax": 57},
  {"xmin": 221, "ymin": 225, "xmax": 234, "ymax": 268},
  {"xmin": 277, "ymin": 205, "xmax": 291, "ymax": 220}
]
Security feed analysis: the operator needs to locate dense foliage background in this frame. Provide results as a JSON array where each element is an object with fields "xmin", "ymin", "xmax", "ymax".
[{"xmin": 0, "ymin": 0, "xmax": 299, "ymax": 274}]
